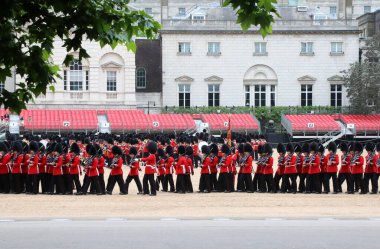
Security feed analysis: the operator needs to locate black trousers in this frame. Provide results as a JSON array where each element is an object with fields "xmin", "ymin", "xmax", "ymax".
[
  {"xmin": 299, "ymin": 173, "xmax": 307, "ymax": 193},
  {"xmin": 319, "ymin": 173, "xmax": 326, "ymax": 192},
  {"xmin": 0, "ymin": 173, "xmax": 11, "ymax": 193},
  {"xmin": 98, "ymin": 173, "xmax": 106, "ymax": 194},
  {"xmin": 252, "ymin": 173, "xmax": 260, "ymax": 192},
  {"xmin": 194, "ymin": 155, "xmax": 200, "ymax": 168},
  {"xmin": 12, "ymin": 173, "xmax": 22, "ymax": 193},
  {"xmin": 63, "ymin": 174, "xmax": 72, "ymax": 194},
  {"xmin": 363, "ymin": 173, "xmax": 378, "ymax": 193},
  {"xmin": 210, "ymin": 172, "xmax": 218, "ymax": 191},
  {"xmin": 324, "ymin": 172, "xmax": 339, "ymax": 193},
  {"xmin": 306, "ymin": 174, "xmax": 321, "ymax": 193},
  {"xmin": 348, "ymin": 173, "xmax": 363, "ymax": 193},
  {"xmin": 143, "ymin": 174, "xmax": 156, "ymax": 195},
  {"xmin": 50, "ymin": 175, "xmax": 64, "ymax": 194},
  {"xmin": 243, "ymin": 173, "xmax": 253, "ymax": 192},
  {"xmin": 184, "ymin": 174, "xmax": 193, "ymax": 193},
  {"xmin": 217, "ymin": 172, "xmax": 230, "ymax": 192},
  {"xmin": 37, "ymin": 173, "xmax": 49, "ymax": 193},
  {"xmin": 273, "ymin": 173, "xmax": 282, "ymax": 193},
  {"xmin": 125, "ymin": 175, "xmax": 143, "ymax": 194},
  {"xmin": 21, "ymin": 173, "xmax": 28, "ymax": 192},
  {"xmin": 27, "ymin": 174, "xmax": 39, "ymax": 194},
  {"xmin": 338, "ymin": 173, "xmax": 350, "ymax": 192},
  {"xmin": 82, "ymin": 175, "xmax": 100, "ymax": 194},
  {"xmin": 229, "ymin": 173, "xmax": 235, "ymax": 192},
  {"xmin": 156, "ymin": 175, "xmax": 165, "ymax": 191},
  {"xmin": 163, "ymin": 174, "xmax": 175, "ymax": 192},
  {"xmin": 263, "ymin": 174, "xmax": 274, "ymax": 193},
  {"xmin": 281, "ymin": 174, "xmax": 297, "ymax": 193},
  {"xmin": 69, "ymin": 174, "xmax": 82, "ymax": 194},
  {"xmin": 106, "ymin": 174, "xmax": 126, "ymax": 194},
  {"xmin": 199, "ymin": 174, "xmax": 211, "ymax": 192},
  {"xmin": 175, "ymin": 174, "xmax": 186, "ymax": 193},
  {"xmin": 236, "ymin": 173, "xmax": 245, "ymax": 191}
]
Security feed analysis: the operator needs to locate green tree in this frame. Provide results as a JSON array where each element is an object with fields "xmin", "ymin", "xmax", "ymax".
[
  {"xmin": 0, "ymin": 0, "xmax": 160, "ymax": 113},
  {"xmin": 342, "ymin": 33, "xmax": 380, "ymax": 113},
  {"xmin": 223, "ymin": 0, "xmax": 279, "ymax": 36}
]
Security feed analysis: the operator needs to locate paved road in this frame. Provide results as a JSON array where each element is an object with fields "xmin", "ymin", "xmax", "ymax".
[{"xmin": 0, "ymin": 219, "xmax": 378, "ymax": 249}]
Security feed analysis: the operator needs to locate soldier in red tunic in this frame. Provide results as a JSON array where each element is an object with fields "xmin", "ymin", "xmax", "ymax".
[
  {"xmin": 141, "ymin": 141, "xmax": 157, "ymax": 196},
  {"xmin": 125, "ymin": 147, "xmax": 143, "ymax": 194},
  {"xmin": 362, "ymin": 142, "xmax": 377, "ymax": 194},
  {"xmin": 27, "ymin": 141, "xmax": 39, "ymax": 194},
  {"xmin": 209, "ymin": 143, "xmax": 219, "ymax": 192},
  {"xmin": 347, "ymin": 142, "xmax": 364, "ymax": 194},
  {"xmin": 37, "ymin": 143, "xmax": 48, "ymax": 194},
  {"xmin": 50, "ymin": 143, "xmax": 64, "ymax": 195},
  {"xmin": 105, "ymin": 145, "xmax": 126, "ymax": 195},
  {"xmin": 155, "ymin": 148, "xmax": 166, "ymax": 192},
  {"xmin": 306, "ymin": 143, "xmax": 321, "ymax": 194},
  {"xmin": 68, "ymin": 143, "xmax": 82, "ymax": 195},
  {"xmin": 337, "ymin": 143, "xmax": 351, "ymax": 193},
  {"xmin": 217, "ymin": 144, "xmax": 232, "ymax": 193},
  {"xmin": 262, "ymin": 143, "xmax": 274, "ymax": 193},
  {"xmin": 0, "ymin": 142, "xmax": 11, "ymax": 193},
  {"xmin": 282, "ymin": 144, "xmax": 297, "ymax": 194},
  {"xmin": 175, "ymin": 145, "xmax": 186, "ymax": 194},
  {"xmin": 253, "ymin": 145, "xmax": 263, "ymax": 192},
  {"xmin": 241, "ymin": 143, "xmax": 254, "ymax": 193},
  {"xmin": 323, "ymin": 142, "xmax": 339, "ymax": 194},
  {"xmin": 199, "ymin": 145, "xmax": 211, "ymax": 193},
  {"xmin": 185, "ymin": 146, "xmax": 194, "ymax": 193},
  {"xmin": 274, "ymin": 143, "xmax": 286, "ymax": 193},
  {"xmin": 163, "ymin": 146, "xmax": 175, "ymax": 192},
  {"xmin": 298, "ymin": 143, "xmax": 309, "ymax": 193},
  {"xmin": 78, "ymin": 145, "xmax": 101, "ymax": 195}
]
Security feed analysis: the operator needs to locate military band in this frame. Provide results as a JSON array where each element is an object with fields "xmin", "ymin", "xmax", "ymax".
[{"xmin": 0, "ymin": 133, "xmax": 379, "ymax": 197}]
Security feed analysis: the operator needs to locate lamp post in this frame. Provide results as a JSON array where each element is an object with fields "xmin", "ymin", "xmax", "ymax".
[{"xmin": 147, "ymin": 101, "xmax": 156, "ymax": 114}]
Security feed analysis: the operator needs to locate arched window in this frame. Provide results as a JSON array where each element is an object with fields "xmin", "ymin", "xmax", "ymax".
[{"xmin": 136, "ymin": 68, "xmax": 146, "ymax": 89}]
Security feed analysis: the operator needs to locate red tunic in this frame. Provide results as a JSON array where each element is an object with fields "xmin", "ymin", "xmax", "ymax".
[
  {"xmin": 210, "ymin": 156, "xmax": 218, "ymax": 173},
  {"xmin": 28, "ymin": 154, "xmax": 39, "ymax": 175},
  {"xmin": 157, "ymin": 159, "xmax": 166, "ymax": 176},
  {"xmin": 301, "ymin": 154, "xmax": 310, "ymax": 174},
  {"xmin": 365, "ymin": 154, "xmax": 377, "ymax": 174},
  {"xmin": 339, "ymin": 154, "xmax": 351, "ymax": 174},
  {"xmin": 165, "ymin": 157, "xmax": 174, "ymax": 175},
  {"xmin": 284, "ymin": 155, "xmax": 297, "ymax": 174},
  {"xmin": 11, "ymin": 154, "xmax": 24, "ymax": 174},
  {"xmin": 350, "ymin": 155, "xmax": 364, "ymax": 174},
  {"xmin": 219, "ymin": 155, "xmax": 231, "ymax": 173},
  {"xmin": 0, "ymin": 153, "xmax": 11, "ymax": 174},
  {"xmin": 62, "ymin": 153, "xmax": 71, "ymax": 174},
  {"xmin": 85, "ymin": 157, "xmax": 99, "ymax": 177},
  {"xmin": 295, "ymin": 154, "xmax": 303, "ymax": 174},
  {"xmin": 176, "ymin": 156, "xmax": 187, "ymax": 175},
  {"xmin": 110, "ymin": 157, "xmax": 123, "ymax": 176},
  {"xmin": 324, "ymin": 153, "xmax": 339, "ymax": 173},
  {"xmin": 21, "ymin": 154, "xmax": 29, "ymax": 174},
  {"xmin": 201, "ymin": 157, "xmax": 211, "ymax": 175},
  {"xmin": 141, "ymin": 154, "xmax": 156, "ymax": 175},
  {"xmin": 98, "ymin": 156, "xmax": 105, "ymax": 175},
  {"xmin": 241, "ymin": 155, "xmax": 253, "ymax": 174},
  {"xmin": 52, "ymin": 156, "xmax": 63, "ymax": 176},
  {"xmin": 69, "ymin": 155, "xmax": 81, "ymax": 175},
  {"xmin": 230, "ymin": 154, "xmax": 237, "ymax": 174},
  {"xmin": 192, "ymin": 145, "xmax": 199, "ymax": 156},
  {"xmin": 186, "ymin": 157, "xmax": 193, "ymax": 174},
  {"xmin": 276, "ymin": 156, "xmax": 285, "ymax": 175},
  {"xmin": 129, "ymin": 158, "xmax": 140, "ymax": 176},
  {"xmin": 262, "ymin": 156, "xmax": 274, "ymax": 175},
  {"xmin": 320, "ymin": 155, "xmax": 326, "ymax": 173},
  {"xmin": 308, "ymin": 154, "xmax": 321, "ymax": 175},
  {"xmin": 38, "ymin": 155, "xmax": 47, "ymax": 174}
]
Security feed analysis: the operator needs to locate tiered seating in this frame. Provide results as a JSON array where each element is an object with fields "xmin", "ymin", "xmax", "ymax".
[
  {"xmin": 201, "ymin": 114, "xmax": 259, "ymax": 131},
  {"xmin": 340, "ymin": 115, "xmax": 380, "ymax": 132},
  {"xmin": 284, "ymin": 114, "xmax": 340, "ymax": 132},
  {"xmin": 22, "ymin": 110, "xmax": 98, "ymax": 130}
]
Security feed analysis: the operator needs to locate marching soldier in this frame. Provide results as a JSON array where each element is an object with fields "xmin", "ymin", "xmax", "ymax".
[
  {"xmin": 253, "ymin": 145, "xmax": 263, "ymax": 192},
  {"xmin": 362, "ymin": 142, "xmax": 377, "ymax": 194},
  {"xmin": 274, "ymin": 143, "xmax": 285, "ymax": 193},
  {"xmin": 61, "ymin": 144, "xmax": 72, "ymax": 195},
  {"xmin": 156, "ymin": 148, "xmax": 166, "ymax": 192},
  {"xmin": 199, "ymin": 145, "xmax": 211, "ymax": 193},
  {"xmin": 282, "ymin": 144, "xmax": 297, "ymax": 194},
  {"xmin": 294, "ymin": 144, "xmax": 303, "ymax": 192},
  {"xmin": 299, "ymin": 143, "xmax": 309, "ymax": 193},
  {"xmin": 217, "ymin": 144, "xmax": 232, "ymax": 193},
  {"xmin": 241, "ymin": 143, "xmax": 254, "ymax": 193},
  {"xmin": 125, "ymin": 147, "xmax": 143, "ymax": 194},
  {"xmin": 348, "ymin": 142, "xmax": 364, "ymax": 194},
  {"xmin": 68, "ymin": 143, "xmax": 82, "ymax": 195},
  {"xmin": 163, "ymin": 146, "xmax": 175, "ymax": 192},
  {"xmin": 37, "ymin": 143, "xmax": 48, "ymax": 194},
  {"xmin": 306, "ymin": 143, "xmax": 321, "ymax": 194},
  {"xmin": 236, "ymin": 143, "xmax": 245, "ymax": 192},
  {"xmin": 21, "ymin": 142, "xmax": 29, "ymax": 193},
  {"xmin": 11, "ymin": 142, "xmax": 24, "ymax": 194},
  {"xmin": 338, "ymin": 143, "xmax": 351, "ymax": 193},
  {"xmin": 323, "ymin": 142, "xmax": 339, "ymax": 194},
  {"xmin": 0, "ymin": 142, "xmax": 11, "ymax": 193},
  {"xmin": 175, "ymin": 145, "xmax": 186, "ymax": 194},
  {"xmin": 317, "ymin": 144, "xmax": 326, "ymax": 192},
  {"xmin": 209, "ymin": 144, "xmax": 219, "ymax": 192},
  {"xmin": 141, "ymin": 142, "xmax": 157, "ymax": 196},
  {"xmin": 49, "ymin": 143, "xmax": 64, "ymax": 195},
  {"xmin": 105, "ymin": 145, "xmax": 127, "ymax": 195},
  {"xmin": 27, "ymin": 141, "xmax": 39, "ymax": 194},
  {"xmin": 185, "ymin": 146, "xmax": 194, "ymax": 193},
  {"xmin": 262, "ymin": 143, "xmax": 274, "ymax": 193},
  {"xmin": 78, "ymin": 144, "xmax": 101, "ymax": 195}
]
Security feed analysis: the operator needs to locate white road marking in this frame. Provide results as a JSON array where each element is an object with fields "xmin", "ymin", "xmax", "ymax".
[
  {"xmin": 0, "ymin": 219, "xmax": 15, "ymax": 222},
  {"xmin": 212, "ymin": 218, "xmax": 232, "ymax": 221},
  {"xmin": 50, "ymin": 219, "xmax": 71, "ymax": 222},
  {"xmin": 160, "ymin": 218, "xmax": 180, "ymax": 221},
  {"xmin": 106, "ymin": 218, "xmax": 126, "ymax": 221}
]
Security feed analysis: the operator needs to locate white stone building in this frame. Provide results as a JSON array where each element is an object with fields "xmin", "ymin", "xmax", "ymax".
[{"xmin": 160, "ymin": 16, "xmax": 359, "ymax": 108}]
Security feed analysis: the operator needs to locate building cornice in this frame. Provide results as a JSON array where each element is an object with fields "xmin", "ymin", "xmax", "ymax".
[{"xmin": 159, "ymin": 29, "xmax": 360, "ymax": 35}]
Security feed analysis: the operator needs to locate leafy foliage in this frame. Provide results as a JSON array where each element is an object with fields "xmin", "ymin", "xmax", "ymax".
[
  {"xmin": 223, "ymin": 0, "xmax": 279, "ymax": 36},
  {"xmin": 342, "ymin": 33, "xmax": 380, "ymax": 113},
  {"xmin": 0, "ymin": 0, "xmax": 160, "ymax": 113}
]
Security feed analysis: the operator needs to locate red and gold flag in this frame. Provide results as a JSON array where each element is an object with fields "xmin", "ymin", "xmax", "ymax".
[{"xmin": 227, "ymin": 115, "xmax": 232, "ymax": 147}]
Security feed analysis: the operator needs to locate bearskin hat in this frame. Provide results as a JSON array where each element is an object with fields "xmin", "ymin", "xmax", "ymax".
[
  {"xmin": 111, "ymin": 145, "xmax": 122, "ymax": 156},
  {"xmin": 165, "ymin": 146, "xmax": 173, "ymax": 155},
  {"xmin": 264, "ymin": 143, "xmax": 273, "ymax": 154},
  {"xmin": 22, "ymin": 142, "xmax": 29, "ymax": 153},
  {"xmin": 339, "ymin": 142, "xmax": 348, "ymax": 153},
  {"xmin": 85, "ymin": 144, "xmax": 92, "ymax": 154},
  {"xmin": 210, "ymin": 144, "xmax": 218, "ymax": 154},
  {"xmin": 193, "ymin": 136, "xmax": 198, "ymax": 143},
  {"xmin": 0, "ymin": 142, "xmax": 8, "ymax": 153},
  {"xmin": 47, "ymin": 142, "xmax": 55, "ymax": 153},
  {"xmin": 348, "ymin": 142, "xmax": 355, "ymax": 152},
  {"xmin": 62, "ymin": 143, "xmax": 68, "ymax": 153},
  {"xmin": 186, "ymin": 146, "xmax": 193, "ymax": 156},
  {"xmin": 277, "ymin": 143, "xmax": 286, "ymax": 154},
  {"xmin": 327, "ymin": 142, "xmax": 337, "ymax": 153},
  {"xmin": 54, "ymin": 143, "xmax": 63, "ymax": 154},
  {"xmin": 376, "ymin": 143, "xmax": 380, "ymax": 152},
  {"xmin": 107, "ymin": 138, "xmax": 114, "ymax": 145},
  {"xmin": 294, "ymin": 143, "xmax": 302, "ymax": 153},
  {"xmin": 130, "ymin": 138, "xmax": 138, "ymax": 145},
  {"xmin": 244, "ymin": 143, "xmax": 253, "ymax": 153},
  {"xmin": 201, "ymin": 145, "xmax": 210, "ymax": 154},
  {"xmin": 259, "ymin": 134, "xmax": 265, "ymax": 139},
  {"xmin": 286, "ymin": 143, "xmax": 294, "ymax": 153},
  {"xmin": 87, "ymin": 145, "xmax": 97, "ymax": 156},
  {"xmin": 147, "ymin": 141, "xmax": 157, "ymax": 154},
  {"xmin": 257, "ymin": 145, "xmax": 263, "ymax": 154},
  {"xmin": 309, "ymin": 142, "xmax": 318, "ymax": 152},
  {"xmin": 29, "ymin": 141, "xmax": 39, "ymax": 152},
  {"xmin": 318, "ymin": 144, "xmax": 325, "ymax": 154},
  {"xmin": 354, "ymin": 142, "xmax": 363, "ymax": 153},
  {"xmin": 70, "ymin": 143, "xmax": 80, "ymax": 154},
  {"xmin": 84, "ymin": 138, "xmax": 90, "ymax": 144},
  {"xmin": 94, "ymin": 144, "xmax": 102, "ymax": 155},
  {"xmin": 12, "ymin": 141, "xmax": 23, "ymax": 153},
  {"xmin": 221, "ymin": 144, "xmax": 231, "ymax": 155},
  {"xmin": 157, "ymin": 148, "xmax": 166, "ymax": 158},
  {"xmin": 365, "ymin": 142, "xmax": 375, "ymax": 152},
  {"xmin": 178, "ymin": 145, "xmax": 186, "ymax": 155},
  {"xmin": 302, "ymin": 143, "xmax": 309, "ymax": 153},
  {"xmin": 237, "ymin": 143, "xmax": 244, "ymax": 154},
  {"xmin": 129, "ymin": 147, "xmax": 137, "ymax": 155}
]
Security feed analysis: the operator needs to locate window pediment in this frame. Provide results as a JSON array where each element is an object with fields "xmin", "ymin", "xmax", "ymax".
[
  {"xmin": 175, "ymin": 75, "xmax": 194, "ymax": 82},
  {"xmin": 100, "ymin": 61, "xmax": 123, "ymax": 69},
  {"xmin": 204, "ymin": 75, "xmax": 223, "ymax": 82},
  {"xmin": 327, "ymin": 75, "xmax": 344, "ymax": 82},
  {"xmin": 297, "ymin": 75, "xmax": 316, "ymax": 82}
]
